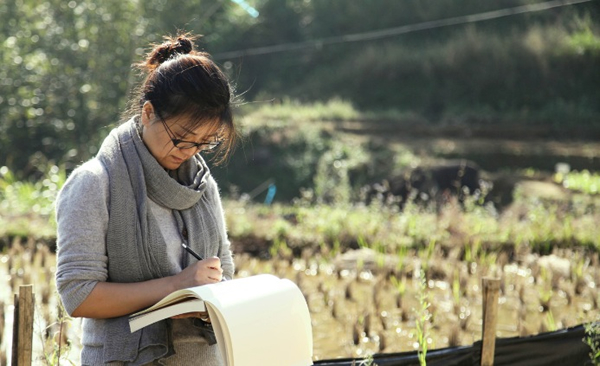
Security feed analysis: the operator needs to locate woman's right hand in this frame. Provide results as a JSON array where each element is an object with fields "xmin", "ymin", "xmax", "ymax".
[{"xmin": 175, "ymin": 256, "xmax": 223, "ymax": 289}]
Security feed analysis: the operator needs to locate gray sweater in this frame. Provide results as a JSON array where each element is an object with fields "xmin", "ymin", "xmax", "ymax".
[{"xmin": 55, "ymin": 158, "xmax": 232, "ymax": 365}]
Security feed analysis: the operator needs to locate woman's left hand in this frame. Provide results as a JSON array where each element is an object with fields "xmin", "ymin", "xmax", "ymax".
[{"xmin": 171, "ymin": 311, "xmax": 210, "ymax": 322}]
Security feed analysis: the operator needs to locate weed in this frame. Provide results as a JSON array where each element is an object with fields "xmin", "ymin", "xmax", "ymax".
[
  {"xmin": 584, "ymin": 322, "xmax": 600, "ymax": 365},
  {"xmin": 452, "ymin": 270, "xmax": 462, "ymax": 306},
  {"xmin": 415, "ymin": 269, "xmax": 432, "ymax": 366},
  {"xmin": 545, "ymin": 311, "xmax": 557, "ymax": 332},
  {"xmin": 539, "ymin": 287, "xmax": 553, "ymax": 313},
  {"xmin": 38, "ymin": 296, "xmax": 75, "ymax": 366},
  {"xmin": 269, "ymin": 238, "xmax": 292, "ymax": 260},
  {"xmin": 358, "ymin": 353, "xmax": 377, "ymax": 366},
  {"xmin": 390, "ymin": 275, "xmax": 407, "ymax": 297}
]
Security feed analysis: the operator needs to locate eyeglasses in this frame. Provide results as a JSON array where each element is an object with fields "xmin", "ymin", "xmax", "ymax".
[{"xmin": 160, "ymin": 118, "xmax": 222, "ymax": 151}]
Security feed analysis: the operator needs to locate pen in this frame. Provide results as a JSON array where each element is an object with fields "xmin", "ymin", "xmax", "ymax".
[
  {"xmin": 181, "ymin": 243, "xmax": 203, "ymax": 261},
  {"xmin": 182, "ymin": 243, "xmax": 227, "ymax": 281}
]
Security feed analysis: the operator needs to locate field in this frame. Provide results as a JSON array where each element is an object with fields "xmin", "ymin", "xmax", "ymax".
[
  {"xmin": 1, "ymin": 191, "xmax": 600, "ymax": 364},
  {"xmin": 1, "ymin": 106, "xmax": 600, "ymax": 364}
]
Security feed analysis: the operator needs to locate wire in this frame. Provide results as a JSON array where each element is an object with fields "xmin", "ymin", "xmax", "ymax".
[{"xmin": 212, "ymin": 0, "xmax": 593, "ymax": 60}]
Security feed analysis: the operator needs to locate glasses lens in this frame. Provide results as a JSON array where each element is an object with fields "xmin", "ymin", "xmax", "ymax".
[
  {"xmin": 176, "ymin": 141, "xmax": 199, "ymax": 149},
  {"xmin": 174, "ymin": 141, "xmax": 221, "ymax": 151}
]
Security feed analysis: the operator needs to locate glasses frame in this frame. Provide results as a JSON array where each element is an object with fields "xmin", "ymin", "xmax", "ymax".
[{"xmin": 159, "ymin": 118, "xmax": 222, "ymax": 151}]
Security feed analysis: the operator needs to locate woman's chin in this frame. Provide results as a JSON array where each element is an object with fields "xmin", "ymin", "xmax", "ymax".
[{"xmin": 159, "ymin": 157, "xmax": 184, "ymax": 170}]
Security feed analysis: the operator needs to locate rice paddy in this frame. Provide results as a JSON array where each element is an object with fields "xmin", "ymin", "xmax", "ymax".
[{"xmin": 1, "ymin": 220, "xmax": 599, "ymax": 364}]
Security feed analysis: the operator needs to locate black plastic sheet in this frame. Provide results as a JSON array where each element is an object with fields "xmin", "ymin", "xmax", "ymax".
[{"xmin": 315, "ymin": 325, "xmax": 592, "ymax": 366}]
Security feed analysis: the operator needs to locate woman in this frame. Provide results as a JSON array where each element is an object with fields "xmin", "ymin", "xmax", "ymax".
[{"xmin": 55, "ymin": 33, "xmax": 236, "ymax": 365}]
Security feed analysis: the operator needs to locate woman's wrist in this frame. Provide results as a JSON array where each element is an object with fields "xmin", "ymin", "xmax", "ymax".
[{"xmin": 164, "ymin": 273, "xmax": 182, "ymax": 293}]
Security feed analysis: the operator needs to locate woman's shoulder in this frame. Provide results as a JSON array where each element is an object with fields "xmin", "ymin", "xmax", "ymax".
[
  {"xmin": 205, "ymin": 173, "xmax": 222, "ymax": 193},
  {"xmin": 75, "ymin": 158, "xmax": 107, "ymax": 174},
  {"xmin": 59, "ymin": 158, "xmax": 109, "ymax": 199},
  {"xmin": 69, "ymin": 158, "xmax": 107, "ymax": 183}
]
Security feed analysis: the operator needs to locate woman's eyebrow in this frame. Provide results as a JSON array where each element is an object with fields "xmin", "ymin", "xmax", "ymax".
[
  {"xmin": 176, "ymin": 128, "xmax": 221, "ymax": 143},
  {"xmin": 173, "ymin": 120, "xmax": 221, "ymax": 139},
  {"xmin": 175, "ymin": 125, "xmax": 198, "ymax": 136}
]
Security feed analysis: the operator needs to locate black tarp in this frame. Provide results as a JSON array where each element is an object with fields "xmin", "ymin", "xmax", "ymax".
[{"xmin": 315, "ymin": 325, "xmax": 593, "ymax": 366}]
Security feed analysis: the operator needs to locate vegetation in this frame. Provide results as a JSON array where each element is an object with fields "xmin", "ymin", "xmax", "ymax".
[
  {"xmin": 1, "ymin": 102, "xmax": 599, "ymax": 363},
  {"xmin": 2, "ymin": 142, "xmax": 600, "ymax": 363},
  {"xmin": 2, "ymin": 1, "xmax": 600, "ymax": 363},
  {"xmin": 415, "ymin": 270, "xmax": 431, "ymax": 366},
  {"xmin": 2, "ymin": 101, "xmax": 600, "ymax": 253},
  {"xmin": 0, "ymin": 164, "xmax": 65, "ymax": 239},
  {"xmin": 556, "ymin": 170, "xmax": 600, "ymax": 195},
  {"xmin": 2, "ymin": 190, "xmax": 600, "ymax": 363},
  {"xmin": 584, "ymin": 321, "xmax": 600, "ymax": 365},
  {"xmin": 1, "ymin": 0, "xmax": 599, "ymax": 181}
]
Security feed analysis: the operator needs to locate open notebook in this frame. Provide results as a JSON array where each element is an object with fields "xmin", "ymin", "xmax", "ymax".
[{"xmin": 129, "ymin": 274, "xmax": 313, "ymax": 366}]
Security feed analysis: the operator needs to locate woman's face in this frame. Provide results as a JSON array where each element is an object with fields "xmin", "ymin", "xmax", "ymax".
[{"xmin": 140, "ymin": 102, "xmax": 219, "ymax": 170}]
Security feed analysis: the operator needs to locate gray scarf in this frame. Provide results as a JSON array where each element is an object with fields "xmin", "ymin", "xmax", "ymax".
[{"xmin": 96, "ymin": 117, "xmax": 221, "ymax": 365}]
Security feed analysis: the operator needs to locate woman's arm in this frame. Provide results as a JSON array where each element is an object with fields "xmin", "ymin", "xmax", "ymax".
[
  {"xmin": 56, "ymin": 160, "xmax": 225, "ymax": 319},
  {"xmin": 206, "ymin": 176, "xmax": 235, "ymax": 280},
  {"xmin": 71, "ymin": 256, "xmax": 223, "ymax": 318},
  {"xmin": 55, "ymin": 160, "xmax": 111, "ymax": 317}
]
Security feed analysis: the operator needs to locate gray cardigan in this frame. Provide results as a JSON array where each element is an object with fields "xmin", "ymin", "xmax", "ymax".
[{"xmin": 55, "ymin": 158, "xmax": 233, "ymax": 365}]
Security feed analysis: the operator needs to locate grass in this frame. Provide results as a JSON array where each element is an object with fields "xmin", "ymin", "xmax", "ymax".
[
  {"xmin": 224, "ymin": 194, "xmax": 600, "ymax": 258},
  {"xmin": 584, "ymin": 321, "xmax": 600, "ymax": 365},
  {"xmin": 237, "ymin": 98, "xmax": 431, "ymax": 127},
  {"xmin": 0, "ymin": 164, "xmax": 65, "ymax": 239},
  {"xmin": 2, "ymin": 163, "xmax": 598, "ymax": 258},
  {"xmin": 555, "ymin": 170, "xmax": 600, "ymax": 195},
  {"xmin": 415, "ymin": 270, "xmax": 431, "ymax": 366},
  {"xmin": 238, "ymin": 98, "xmax": 362, "ymax": 123}
]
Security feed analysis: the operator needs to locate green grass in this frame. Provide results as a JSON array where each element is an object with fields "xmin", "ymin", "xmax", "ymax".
[
  {"xmin": 555, "ymin": 170, "xmax": 600, "ymax": 195},
  {"xmin": 0, "ymin": 164, "xmax": 65, "ymax": 238},
  {"xmin": 584, "ymin": 321, "xmax": 600, "ymax": 365},
  {"xmin": 224, "ymin": 191, "xmax": 600, "ymax": 258},
  {"xmin": 238, "ymin": 98, "xmax": 362, "ymax": 123},
  {"xmin": 4, "ymin": 177, "xmax": 598, "ymax": 256},
  {"xmin": 415, "ymin": 269, "xmax": 431, "ymax": 366},
  {"xmin": 237, "ymin": 98, "xmax": 429, "ymax": 126}
]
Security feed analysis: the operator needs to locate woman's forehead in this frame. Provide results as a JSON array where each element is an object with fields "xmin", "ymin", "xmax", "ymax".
[{"xmin": 170, "ymin": 116, "xmax": 223, "ymax": 137}]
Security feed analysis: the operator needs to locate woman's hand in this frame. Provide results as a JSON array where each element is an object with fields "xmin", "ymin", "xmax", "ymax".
[
  {"xmin": 175, "ymin": 256, "xmax": 223, "ymax": 289},
  {"xmin": 169, "ymin": 258, "xmax": 221, "ymax": 321},
  {"xmin": 171, "ymin": 311, "xmax": 211, "ymax": 322},
  {"xmin": 69, "ymin": 258, "xmax": 223, "ymax": 319}
]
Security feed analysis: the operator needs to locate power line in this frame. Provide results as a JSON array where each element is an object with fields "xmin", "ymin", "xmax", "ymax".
[{"xmin": 213, "ymin": 0, "xmax": 592, "ymax": 60}]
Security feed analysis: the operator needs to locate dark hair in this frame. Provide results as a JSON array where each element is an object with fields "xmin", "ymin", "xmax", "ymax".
[{"xmin": 126, "ymin": 33, "xmax": 236, "ymax": 164}]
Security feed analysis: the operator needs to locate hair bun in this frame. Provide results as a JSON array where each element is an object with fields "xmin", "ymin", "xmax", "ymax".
[
  {"xmin": 143, "ymin": 34, "xmax": 196, "ymax": 70},
  {"xmin": 173, "ymin": 37, "xmax": 193, "ymax": 55}
]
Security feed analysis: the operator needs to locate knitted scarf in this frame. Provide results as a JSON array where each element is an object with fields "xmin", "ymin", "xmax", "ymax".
[{"xmin": 96, "ymin": 118, "xmax": 221, "ymax": 365}]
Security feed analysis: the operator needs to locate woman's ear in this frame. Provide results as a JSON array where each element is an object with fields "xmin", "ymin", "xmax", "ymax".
[{"xmin": 141, "ymin": 101, "xmax": 155, "ymax": 127}]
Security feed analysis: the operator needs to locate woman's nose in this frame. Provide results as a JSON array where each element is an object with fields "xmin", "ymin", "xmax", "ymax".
[{"xmin": 181, "ymin": 146, "xmax": 200, "ymax": 157}]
